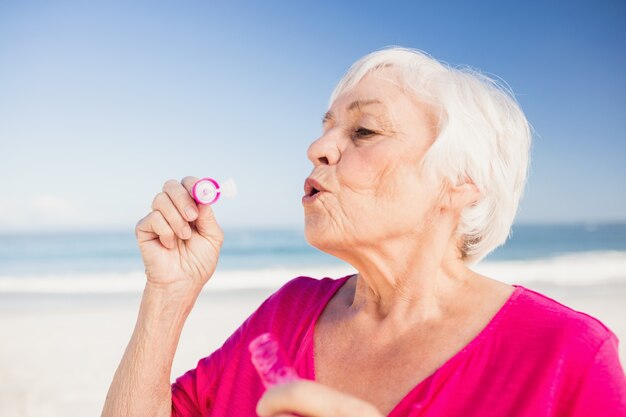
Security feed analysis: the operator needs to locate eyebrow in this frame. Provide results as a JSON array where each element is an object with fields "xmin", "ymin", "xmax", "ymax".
[{"xmin": 322, "ymin": 99, "xmax": 386, "ymax": 124}]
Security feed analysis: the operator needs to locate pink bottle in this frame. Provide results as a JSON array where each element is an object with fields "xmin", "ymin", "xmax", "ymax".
[{"xmin": 249, "ymin": 333, "xmax": 300, "ymax": 388}]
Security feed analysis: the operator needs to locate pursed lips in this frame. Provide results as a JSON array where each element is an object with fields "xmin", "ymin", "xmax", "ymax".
[
  {"xmin": 303, "ymin": 178, "xmax": 328, "ymax": 197},
  {"xmin": 302, "ymin": 178, "xmax": 330, "ymax": 204}
]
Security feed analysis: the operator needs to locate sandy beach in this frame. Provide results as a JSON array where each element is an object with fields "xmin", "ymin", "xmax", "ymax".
[{"xmin": 1, "ymin": 280, "xmax": 625, "ymax": 417}]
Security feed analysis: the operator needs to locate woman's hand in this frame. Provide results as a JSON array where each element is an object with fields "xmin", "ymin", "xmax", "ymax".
[
  {"xmin": 135, "ymin": 176, "xmax": 224, "ymax": 297},
  {"xmin": 257, "ymin": 380, "xmax": 384, "ymax": 417}
]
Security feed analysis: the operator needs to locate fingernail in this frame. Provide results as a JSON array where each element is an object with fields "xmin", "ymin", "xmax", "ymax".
[{"xmin": 185, "ymin": 207, "xmax": 197, "ymax": 220}]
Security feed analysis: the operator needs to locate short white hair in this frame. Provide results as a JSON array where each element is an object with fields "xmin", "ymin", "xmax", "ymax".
[{"xmin": 328, "ymin": 46, "xmax": 533, "ymax": 265}]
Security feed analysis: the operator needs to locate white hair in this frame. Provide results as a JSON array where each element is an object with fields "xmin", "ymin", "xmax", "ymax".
[{"xmin": 328, "ymin": 46, "xmax": 533, "ymax": 265}]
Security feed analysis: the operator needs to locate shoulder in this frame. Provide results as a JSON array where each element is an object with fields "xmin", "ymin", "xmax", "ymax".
[
  {"xmin": 241, "ymin": 273, "xmax": 353, "ymax": 327},
  {"xmin": 511, "ymin": 286, "xmax": 626, "ymax": 413},
  {"xmin": 277, "ymin": 274, "xmax": 352, "ymax": 295},
  {"xmin": 261, "ymin": 273, "xmax": 354, "ymax": 313},
  {"xmin": 515, "ymin": 285, "xmax": 616, "ymax": 337},
  {"xmin": 510, "ymin": 285, "xmax": 618, "ymax": 356},
  {"xmin": 197, "ymin": 274, "xmax": 353, "ymax": 362}
]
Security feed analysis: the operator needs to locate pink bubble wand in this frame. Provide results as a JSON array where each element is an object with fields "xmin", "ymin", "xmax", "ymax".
[{"xmin": 192, "ymin": 177, "xmax": 237, "ymax": 205}]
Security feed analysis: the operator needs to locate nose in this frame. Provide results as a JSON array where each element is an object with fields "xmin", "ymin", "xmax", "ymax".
[{"xmin": 306, "ymin": 132, "xmax": 340, "ymax": 166}]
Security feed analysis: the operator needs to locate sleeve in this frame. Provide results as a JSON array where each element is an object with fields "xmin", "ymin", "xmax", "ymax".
[
  {"xmin": 170, "ymin": 308, "xmax": 254, "ymax": 416},
  {"xmin": 169, "ymin": 276, "xmax": 318, "ymax": 416},
  {"xmin": 568, "ymin": 333, "xmax": 626, "ymax": 417}
]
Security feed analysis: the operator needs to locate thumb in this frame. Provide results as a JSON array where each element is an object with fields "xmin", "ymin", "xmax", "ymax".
[
  {"xmin": 181, "ymin": 176, "xmax": 223, "ymax": 239},
  {"xmin": 195, "ymin": 200, "xmax": 221, "ymax": 237}
]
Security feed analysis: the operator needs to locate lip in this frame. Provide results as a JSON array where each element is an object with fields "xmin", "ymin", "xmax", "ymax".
[
  {"xmin": 302, "ymin": 177, "xmax": 328, "ymax": 205},
  {"xmin": 302, "ymin": 191, "xmax": 324, "ymax": 205}
]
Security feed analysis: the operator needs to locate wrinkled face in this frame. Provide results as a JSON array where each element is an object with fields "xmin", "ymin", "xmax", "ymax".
[{"xmin": 303, "ymin": 67, "xmax": 443, "ymax": 255}]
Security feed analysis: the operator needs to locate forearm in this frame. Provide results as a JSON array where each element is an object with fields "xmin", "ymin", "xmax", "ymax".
[{"xmin": 101, "ymin": 283, "xmax": 198, "ymax": 417}]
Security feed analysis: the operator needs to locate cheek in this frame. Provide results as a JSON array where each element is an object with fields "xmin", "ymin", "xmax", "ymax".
[
  {"xmin": 370, "ymin": 149, "xmax": 420, "ymax": 203},
  {"xmin": 337, "ymin": 148, "xmax": 390, "ymax": 193},
  {"xmin": 370, "ymin": 156, "xmax": 429, "ymax": 223},
  {"xmin": 335, "ymin": 146, "xmax": 426, "ymax": 221}
]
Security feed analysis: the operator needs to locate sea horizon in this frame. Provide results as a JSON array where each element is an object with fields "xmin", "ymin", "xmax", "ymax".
[{"xmin": 0, "ymin": 222, "xmax": 625, "ymax": 295}]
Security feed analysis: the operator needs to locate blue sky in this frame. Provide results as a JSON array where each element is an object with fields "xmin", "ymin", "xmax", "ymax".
[{"xmin": 0, "ymin": 0, "xmax": 624, "ymax": 232}]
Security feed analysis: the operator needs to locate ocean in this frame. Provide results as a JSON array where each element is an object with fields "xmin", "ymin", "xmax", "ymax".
[{"xmin": 0, "ymin": 222, "xmax": 625, "ymax": 294}]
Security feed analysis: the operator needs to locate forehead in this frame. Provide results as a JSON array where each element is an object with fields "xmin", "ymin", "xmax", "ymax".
[
  {"xmin": 326, "ymin": 68, "xmax": 440, "ymax": 140},
  {"xmin": 329, "ymin": 70, "xmax": 412, "ymax": 115}
]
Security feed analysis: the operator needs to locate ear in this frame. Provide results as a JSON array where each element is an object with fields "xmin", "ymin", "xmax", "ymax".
[{"xmin": 443, "ymin": 177, "xmax": 481, "ymax": 212}]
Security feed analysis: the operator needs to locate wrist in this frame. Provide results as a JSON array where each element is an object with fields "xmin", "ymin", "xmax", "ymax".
[
  {"xmin": 144, "ymin": 280, "xmax": 202, "ymax": 303},
  {"xmin": 141, "ymin": 282, "xmax": 200, "ymax": 319}
]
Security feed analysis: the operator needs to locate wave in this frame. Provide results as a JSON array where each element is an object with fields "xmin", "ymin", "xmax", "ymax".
[
  {"xmin": 0, "ymin": 250, "xmax": 624, "ymax": 294},
  {"xmin": 0, "ymin": 265, "xmax": 355, "ymax": 294},
  {"xmin": 473, "ymin": 250, "xmax": 626, "ymax": 286}
]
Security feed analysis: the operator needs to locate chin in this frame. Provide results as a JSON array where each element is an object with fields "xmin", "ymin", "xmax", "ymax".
[
  {"xmin": 304, "ymin": 216, "xmax": 352, "ymax": 259},
  {"xmin": 304, "ymin": 215, "xmax": 334, "ymax": 249}
]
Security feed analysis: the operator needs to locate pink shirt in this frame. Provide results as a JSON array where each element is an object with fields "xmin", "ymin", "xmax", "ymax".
[{"xmin": 171, "ymin": 275, "xmax": 626, "ymax": 416}]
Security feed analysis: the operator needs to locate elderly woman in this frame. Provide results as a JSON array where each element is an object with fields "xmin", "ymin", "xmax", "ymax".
[{"xmin": 102, "ymin": 47, "xmax": 626, "ymax": 416}]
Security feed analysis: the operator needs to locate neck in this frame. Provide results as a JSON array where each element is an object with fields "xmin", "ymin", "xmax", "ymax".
[{"xmin": 336, "ymin": 216, "xmax": 474, "ymax": 329}]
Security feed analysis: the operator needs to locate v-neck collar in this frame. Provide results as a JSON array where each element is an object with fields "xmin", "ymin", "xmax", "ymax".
[{"xmin": 295, "ymin": 275, "xmax": 525, "ymax": 416}]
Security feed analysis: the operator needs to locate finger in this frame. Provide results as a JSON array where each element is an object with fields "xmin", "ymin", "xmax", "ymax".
[
  {"xmin": 181, "ymin": 176, "xmax": 222, "ymax": 239},
  {"xmin": 163, "ymin": 178, "xmax": 199, "ymax": 222},
  {"xmin": 136, "ymin": 211, "xmax": 177, "ymax": 249},
  {"xmin": 180, "ymin": 176, "xmax": 200, "ymax": 200},
  {"xmin": 151, "ymin": 191, "xmax": 191, "ymax": 240},
  {"xmin": 257, "ymin": 380, "xmax": 383, "ymax": 417}
]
